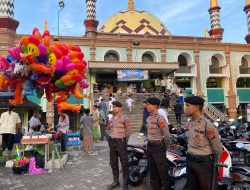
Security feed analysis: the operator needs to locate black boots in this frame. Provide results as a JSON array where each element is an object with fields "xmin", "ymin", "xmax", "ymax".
[{"xmin": 106, "ymin": 181, "xmax": 120, "ymax": 190}]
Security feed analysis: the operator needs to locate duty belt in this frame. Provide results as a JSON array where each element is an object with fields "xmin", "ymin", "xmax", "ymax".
[
  {"xmin": 110, "ymin": 137, "xmax": 126, "ymax": 142},
  {"xmin": 148, "ymin": 140, "xmax": 165, "ymax": 146},
  {"xmin": 187, "ymin": 154, "xmax": 212, "ymax": 162}
]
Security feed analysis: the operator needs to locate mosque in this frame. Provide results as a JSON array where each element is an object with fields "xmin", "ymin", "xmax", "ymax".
[{"xmin": 0, "ymin": 0, "xmax": 250, "ymax": 131}]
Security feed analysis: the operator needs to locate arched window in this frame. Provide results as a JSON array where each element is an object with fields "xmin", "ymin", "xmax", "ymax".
[
  {"xmin": 142, "ymin": 53, "xmax": 154, "ymax": 62},
  {"xmin": 239, "ymin": 57, "xmax": 250, "ymax": 74},
  {"xmin": 104, "ymin": 52, "xmax": 119, "ymax": 62},
  {"xmin": 210, "ymin": 56, "xmax": 221, "ymax": 74},
  {"xmin": 178, "ymin": 55, "xmax": 188, "ymax": 67},
  {"xmin": 176, "ymin": 54, "xmax": 190, "ymax": 73},
  {"xmin": 241, "ymin": 57, "xmax": 248, "ymax": 67}
]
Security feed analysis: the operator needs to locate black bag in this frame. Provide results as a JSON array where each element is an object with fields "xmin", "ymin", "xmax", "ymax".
[{"xmin": 32, "ymin": 151, "xmax": 44, "ymax": 168}]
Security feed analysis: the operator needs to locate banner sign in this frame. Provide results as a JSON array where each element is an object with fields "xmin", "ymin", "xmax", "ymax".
[{"xmin": 117, "ymin": 70, "xmax": 148, "ymax": 81}]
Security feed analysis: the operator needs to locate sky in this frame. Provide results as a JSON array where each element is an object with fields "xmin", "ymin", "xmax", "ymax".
[{"xmin": 14, "ymin": 0, "xmax": 247, "ymax": 44}]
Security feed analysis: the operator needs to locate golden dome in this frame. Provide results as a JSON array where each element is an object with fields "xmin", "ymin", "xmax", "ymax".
[{"xmin": 99, "ymin": 8, "xmax": 170, "ymax": 35}]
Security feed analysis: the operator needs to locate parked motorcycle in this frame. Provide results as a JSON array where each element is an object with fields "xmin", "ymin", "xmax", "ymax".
[
  {"xmin": 127, "ymin": 134, "xmax": 148, "ymax": 186},
  {"xmin": 229, "ymin": 142, "xmax": 250, "ymax": 190}
]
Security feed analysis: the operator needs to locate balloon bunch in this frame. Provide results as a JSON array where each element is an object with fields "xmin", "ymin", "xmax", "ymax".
[
  {"xmin": 13, "ymin": 157, "xmax": 29, "ymax": 167},
  {"xmin": 0, "ymin": 28, "xmax": 89, "ymax": 112}
]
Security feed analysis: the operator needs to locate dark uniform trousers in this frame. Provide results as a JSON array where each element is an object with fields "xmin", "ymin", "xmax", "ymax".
[
  {"xmin": 187, "ymin": 154, "xmax": 218, "ymax": 190},
  {"xmin": 148, "ymin": 142, "xmax": 171, "ymax": 190},
  {"xmin": 108, "ymin": 138, "xmax": 128, "ymax": 185}
]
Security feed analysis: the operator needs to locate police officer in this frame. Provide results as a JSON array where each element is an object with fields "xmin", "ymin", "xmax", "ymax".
[
  {"xmin": 184, "ymin": 96, "xmax": 223, "ymax": 190},
  {"xmin": 107, "ymin": 101, "xmax": 131, "ymax": 190},
  {"xmin": 146, "ymin": 97, "xmax": 171, "ymax": 190}
]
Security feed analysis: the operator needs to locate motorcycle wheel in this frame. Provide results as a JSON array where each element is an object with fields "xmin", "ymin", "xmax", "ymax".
[
  {"xmin": 128, "ymin": 165, "xmax": 144, "ymax": 186},
  {"xmin": 174, "ymin": 177, "xmax": 188, "ymax": 190}
]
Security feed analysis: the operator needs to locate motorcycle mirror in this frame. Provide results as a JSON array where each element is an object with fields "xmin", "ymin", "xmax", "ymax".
[
  {"xmin": 216, "ymin": 118, "xmax": 221, "ymax": 121},
  {"xmin": 238, "ymin": 116, "xmax": 243, "ymax": 120},
  {"xmin": 187, "ymin": 118, "xmax": 191, "ymax": 122},
  {"xmin": 139, "ymin": 133, "xmax": 144, "ymax": 136},
  {"xmin": 214, "ymin": 122, "xmax": 219, "ymax": 127},
  {"xmin": 229, "ymin": 118, "xmax": 235, "ymax": 122},
  {"xmin": 230, "ymin": 125, "xmax": 236, "ymax": 130},
  {"xmin": 236, "ymin": 142, "xmax": 245, "ymax": 149}
]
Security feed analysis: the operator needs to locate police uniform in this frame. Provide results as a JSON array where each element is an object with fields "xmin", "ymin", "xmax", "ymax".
[
  {"xmin": 185, "ymin": 96, "xmax": 223, "ymax": 190},
  {"xmin": 146, "ymin": 98, "xmax": 171, "ymax": 190},
  {"xmin": 107, "ymin": 101, "xmax": 130, "ymax": 190}
]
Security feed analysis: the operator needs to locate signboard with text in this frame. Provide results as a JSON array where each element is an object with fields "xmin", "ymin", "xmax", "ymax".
[{"xmin": 117, "ymin": 70, "xmax": 148, "ymax": 81}]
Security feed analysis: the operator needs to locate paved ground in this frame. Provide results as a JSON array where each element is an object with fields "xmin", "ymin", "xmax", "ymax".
[{"xmin": 0, "ymin": 135, "xmax": 147, "ymax": 190}]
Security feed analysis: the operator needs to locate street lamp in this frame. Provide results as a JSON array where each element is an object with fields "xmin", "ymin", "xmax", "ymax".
[{"xmin": 58, "ymin": 1, "xmax": 65, "ymax": 37}]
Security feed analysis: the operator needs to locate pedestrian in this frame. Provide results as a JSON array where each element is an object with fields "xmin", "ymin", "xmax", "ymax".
[
  {"xmin": 140, "ymin": 100, "xmax": 150, "ymax": 136},
  {"xmin": 106, "ymin": 101, "xmax": 131, "ymax": 190},
  {"xmin": 0, "ymin": 105, "xmax": 21, "ymax": 160},
  {"xmin": 98, "ymin": 106, "xmax": 109, "ymax": 141},
  {"xmin": 174, "ymin": 101, "xmax": 183, "ymax": 125},
  {"xmin": 158, "ymin": 106, "xmax": 169, "ymax": 124},
  {"xmin": 29, "ymin": 110, "xmax": 42, "ymax": 133},
  {"xmin": 92, "ymin": 105, "xmax": 100, "ymax": 143},
  {"xmin": 154, "ymin": 77, "xmax": 161, "ymax": 92},
  {"xmin": 80, "ymin": 109, "xmax": 94, "ymax": 155},
  {"xmin": 56, "ymin": 112, "xmax": 69, "ymax": 152},
  {"xmin": 98, "ymin": 98, "xmax": 107, "ymax": 116},
  {"xmin": 161, "ymin": 94, "xmax": 170, "ymax": 110},
  {"xmin": 146, "ymin": 97, "xmax": 171, "ymax": 190},
  {"xmin": 98, "ymin": 94, "xmax": 103, "ymax": 104},
  {"xmin": 108, "ymin": 98, "xmax": 114, "ymax": 113},
  {"xmin": 125, "ymin": 95, "xmax": 134, "ymax": 113},
  {"xmin": 184, "ymin": 96, "xmax": 223, "ymax": 190}
]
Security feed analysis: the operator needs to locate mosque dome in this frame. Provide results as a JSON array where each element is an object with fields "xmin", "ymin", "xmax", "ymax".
[{"xmin": 99, "ymin": 1, "xmax": 170, "ymax": 36}]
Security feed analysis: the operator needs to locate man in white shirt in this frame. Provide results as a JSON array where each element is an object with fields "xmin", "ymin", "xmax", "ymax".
[
  {"xmin": 158, "ymin": 107, "xmax": 169, "ymax": 124},
  {"xmin": 98, "ymin": 94, "xmax": 103, "ymax": 104},
  {"xmin": 29, "ymin": 111, "xmax": 42, "ymax": 133},
  {"xmin": 0, "ymin": 105, "xmax": 21, "ymax": 159},
  {"xmin": 126, "ymin": 96, "xmax": 134, "ymax": 113}
]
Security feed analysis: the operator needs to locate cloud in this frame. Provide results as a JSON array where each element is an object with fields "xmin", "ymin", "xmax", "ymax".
[{"xmin": 155, "ymin": 0, "xmax": 202, "ymax": 22}]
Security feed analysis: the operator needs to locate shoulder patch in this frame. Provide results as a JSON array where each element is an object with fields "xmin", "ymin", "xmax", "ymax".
[
  {"xmin": 206, "ymin": 128, "xmax": 215, "ymax": 139},
  {"xmin": 158, "ymin": 118, "xmax": 166, "ymax": 129}
]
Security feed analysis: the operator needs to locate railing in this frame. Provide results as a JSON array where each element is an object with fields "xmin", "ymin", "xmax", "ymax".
[
  {"xmin": 209, "ymin": 67, "xmax": 222, "ymax": 74},
  {"xmin": 239, "ymin": 67, "xmax": 250, "ymax": 74},
  {"xmin": 175, "ymin": 66, "xmax": 191, "ymax": 73},
  {"xmin": 203, "ymin": 101, "xmax": 229, "ymax": 122}
]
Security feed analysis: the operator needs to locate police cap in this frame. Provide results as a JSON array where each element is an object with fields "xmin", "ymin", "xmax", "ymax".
[
  {"xmin": 146, "ymin": 97, "xmax": 161, "ymax": 106},
  {"xmin": 112, "ymin": 101, "xmax": 123, "ymax": 107},
  {"xmin": 184, "ymin": 96, "xmax": 205, "ymax": 105}
]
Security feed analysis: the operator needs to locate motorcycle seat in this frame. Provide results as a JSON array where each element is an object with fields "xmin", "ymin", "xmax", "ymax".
[{"xmin": 174, "ymin": 157, "xmax": 186, "ymax": 163}]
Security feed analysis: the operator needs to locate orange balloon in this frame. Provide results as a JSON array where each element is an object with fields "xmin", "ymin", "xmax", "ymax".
[{"xmin": 20, "ymin": 36, "xmax": 30, "ymax": 46}]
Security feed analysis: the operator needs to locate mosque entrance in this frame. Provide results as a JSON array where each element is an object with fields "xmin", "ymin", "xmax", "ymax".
[{"xmin": 95, "ymin": 72, "xmax": 161, "ymax": 93}]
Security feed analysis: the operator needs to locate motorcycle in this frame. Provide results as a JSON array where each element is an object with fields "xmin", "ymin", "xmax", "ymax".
[
  {"xmin": 127, "ymin": 135, "xmax": 148, "ymax": 186},
  {"xmin": 228, "ymin": 142, "xmax": 250, "ymax": 190}
]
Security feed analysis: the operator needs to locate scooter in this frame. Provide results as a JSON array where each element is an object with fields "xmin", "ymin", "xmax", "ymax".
[
  {"xmin": 228, "ymin": 142, "xmax": 250, "ymax": 190},
  {"xmin": 127, "ymin": 134, "xmax": 148, "ymax": 186}
]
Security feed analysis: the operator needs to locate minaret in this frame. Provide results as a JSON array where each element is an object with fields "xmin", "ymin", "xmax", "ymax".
[
  {"xmin": 84, "ymin": 0, "xmax": 99, "ymax": 37},
  {"xmin": 244, "ymin": 0, "xmax": 250, "ymax": 43},
  {"xmin": 0, "ymin": 0, "xmax": 19, "ymax": 54},
  {"xmin": 208, "ymin": 0, "xmax": 224, "ymax": 40}
]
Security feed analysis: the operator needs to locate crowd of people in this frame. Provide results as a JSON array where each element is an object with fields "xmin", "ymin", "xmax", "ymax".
[{"xmin": 0, "ymin": 89, "xmax": 223, "ymax": 190}]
